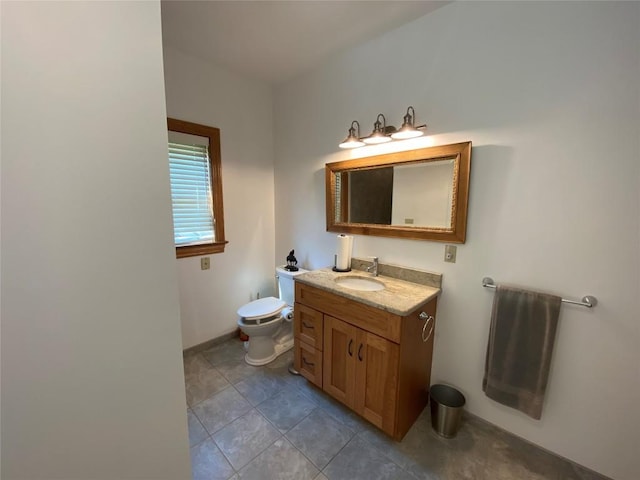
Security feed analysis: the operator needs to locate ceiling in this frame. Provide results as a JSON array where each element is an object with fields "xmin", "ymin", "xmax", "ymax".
[{"xmin": 161, "ymin": 1, "xmax": 448, "ymax": 85}]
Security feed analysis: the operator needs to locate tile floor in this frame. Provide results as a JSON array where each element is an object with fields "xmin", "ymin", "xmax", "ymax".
[{"xmin": 184, "ymin": 337, "xmax": 609, "ymax": 480}]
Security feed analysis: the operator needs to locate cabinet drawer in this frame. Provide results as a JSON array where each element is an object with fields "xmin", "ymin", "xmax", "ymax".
[
  {"xmin": 294, "ymin": 303, "xmax": 323, "ymax": 349},
  {"xmin": 294, "ymin": 341, "xmax": 322, "ymax": 388},
  {"xmin": 296, "ymin": 282, "xmax": 401, "ymax": 343}
]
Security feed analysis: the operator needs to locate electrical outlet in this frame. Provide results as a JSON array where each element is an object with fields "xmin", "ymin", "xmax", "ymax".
[
  {"xmin": 200, "ymin": 257, "xmax": 210, "ymax": 270},
  {"xmin": 444, "ymin": 245, "xmax": 457, "ymax": 263}
]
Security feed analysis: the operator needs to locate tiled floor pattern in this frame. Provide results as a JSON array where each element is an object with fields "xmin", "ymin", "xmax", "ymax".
[{"xmin": 185, "ymin": 338, "xmax": 608, "ymax": 480}]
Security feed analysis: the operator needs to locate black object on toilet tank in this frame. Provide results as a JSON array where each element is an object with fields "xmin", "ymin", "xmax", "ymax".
[{"xmin": 285, "ymin": 250, "xmax": 299, "ymax": 271}]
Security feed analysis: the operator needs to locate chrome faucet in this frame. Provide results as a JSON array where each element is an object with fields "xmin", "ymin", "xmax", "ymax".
[{"xmin": 366, "ymin": 257, "xmax": 379, "ymax": 277}]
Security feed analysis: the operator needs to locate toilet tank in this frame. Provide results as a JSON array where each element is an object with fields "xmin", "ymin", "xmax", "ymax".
[{"xmin": 276, "ymin": 266, "xmax": 308, "ymax": 306}]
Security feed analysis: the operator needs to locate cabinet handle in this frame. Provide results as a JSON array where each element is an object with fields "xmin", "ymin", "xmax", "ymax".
[
  {"xmin": 421, "ymin": 314, "xmax": 435, "ymax": 342},
  {"xmin": 348, "ymin": 339, "xmax": 353, "ymax": 357},
  {"xmin": 357, "ymin": 344, "xmax": 363, "ymax": 361},
  {"xmin": 302, "ymin": 356, "xmax": 315, "ymax": 367},
  {"xmin": 302, "ymin": 321, "xmax": 314, "ymax": 329}
]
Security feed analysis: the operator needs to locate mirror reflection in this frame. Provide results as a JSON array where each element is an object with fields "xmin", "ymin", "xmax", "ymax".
[
  {"xmin": 338, "ymin": 159, "xmax": 455, "ymax": 228},
  {"xmin": 326, "ymin": 142, "xmax": 471, "ymax": 243}
]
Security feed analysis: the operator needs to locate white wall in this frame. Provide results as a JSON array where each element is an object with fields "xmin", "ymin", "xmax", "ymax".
[
  {"xmin": 1, "ymin": 2, "xmax": 191, "ymax": 478},
  {"xmin": 163, "ymin": 47, "xmax": 276, "ymax": 349},
  {"xmin": 274, "ymin": 2, "xmax": 640, "ymax": 479}
]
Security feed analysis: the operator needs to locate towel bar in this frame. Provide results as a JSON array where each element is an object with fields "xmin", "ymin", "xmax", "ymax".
[{"xmin": 481, "ymin": 277, "xmax": 597, "ymax": 308}]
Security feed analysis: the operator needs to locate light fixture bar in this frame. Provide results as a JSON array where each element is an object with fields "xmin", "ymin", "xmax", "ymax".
[{"xmin": 338, "ymin": 107, "xmax": 427, "ymax": 149}]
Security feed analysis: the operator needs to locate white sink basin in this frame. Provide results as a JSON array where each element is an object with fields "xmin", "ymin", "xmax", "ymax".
[{"xmin": 335, "ymin": 276, "xmax": 385, "ymax": 292}]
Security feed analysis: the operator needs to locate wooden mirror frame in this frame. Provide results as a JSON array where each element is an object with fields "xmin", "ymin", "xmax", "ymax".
[{"xmin": 326, "ymin": 141, "xmax": 471, "ymax": 243}]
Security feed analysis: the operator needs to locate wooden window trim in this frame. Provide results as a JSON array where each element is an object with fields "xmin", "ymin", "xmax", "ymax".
[{"xmin": 168, "ymin": 118, "xmax": 228, "ymax": 258}]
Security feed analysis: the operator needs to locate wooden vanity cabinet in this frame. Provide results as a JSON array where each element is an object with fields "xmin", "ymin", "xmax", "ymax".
[{"xmin": 294, "ymin": 282, "xmax": 437, "ymax": 441}]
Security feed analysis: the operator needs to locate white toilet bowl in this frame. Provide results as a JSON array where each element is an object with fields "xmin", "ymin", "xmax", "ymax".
[
  {"xmin": 236, "ymin": 266, "xmax": 307, "ymax": 366},
  {"xmin": 237, "ymin": 297, "xmax": 287, "ymax": 366}
]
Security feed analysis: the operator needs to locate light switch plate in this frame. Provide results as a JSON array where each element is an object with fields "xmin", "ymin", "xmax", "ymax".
[
  {"xmin": 444, "ymin": 245, "xmax": 457, "ymax": 263},
  {"xmin": 201, "ymin": 257, "xmax": 210, "ymax": 270}
]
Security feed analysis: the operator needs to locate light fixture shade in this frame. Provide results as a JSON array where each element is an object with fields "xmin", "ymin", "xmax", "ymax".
[
  {"xmin": 339, "ymin": 120, "xmax": 365, "ymax": 149},
  {"xmin": 362, "ymin": 113, "xmax": 393, "ymax": 144},
  {"xmin": 391, "ymin": 106, "xmax": 426, "ymax": 140},
  {"xmin": 391, "ymin": 127, "xmax": 424, "ymax": 140},
  {"xmin": 339, "ymin": 137, "xmax": 365, "ymax": 148},
  {"xmin": 362, "ymin": 134, "xmax": 392, "ymax": 145}
]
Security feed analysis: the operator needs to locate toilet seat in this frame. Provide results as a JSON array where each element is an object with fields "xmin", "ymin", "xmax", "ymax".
[{"xmin": 237, "ymin": 297, "xmax": 286, "ymax": 324}]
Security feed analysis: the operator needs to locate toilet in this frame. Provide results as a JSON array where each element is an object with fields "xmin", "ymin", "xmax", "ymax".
[{"xmin": 237, "ymin": 266, "xmax": 308, "ymax": 366}]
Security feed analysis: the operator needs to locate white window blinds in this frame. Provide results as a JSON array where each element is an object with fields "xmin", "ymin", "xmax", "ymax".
[{"xmin": 168, "ymin": 142, "xmax": 214, "ymax": 246}]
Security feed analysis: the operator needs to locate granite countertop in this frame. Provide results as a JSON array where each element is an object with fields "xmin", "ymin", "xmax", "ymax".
[{"xmin": 295, "ymin": 268, "xmax": 441, "ymax": 316}]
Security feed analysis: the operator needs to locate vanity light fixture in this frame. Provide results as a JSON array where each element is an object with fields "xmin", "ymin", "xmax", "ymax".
[
  {"xmin": 391, "ymin": 106, "xmax": 427, "ymax": 140},
  {"xmin": 338, "ymin": 107, "xmax": 428, "ymax": 149},
  {"xmin": 338, "ymin": 120, "xmax": 365, "ymax": 149},
  {"xmin": 362, "ymin": 113, "xmax": 395, "ymax": 145}
]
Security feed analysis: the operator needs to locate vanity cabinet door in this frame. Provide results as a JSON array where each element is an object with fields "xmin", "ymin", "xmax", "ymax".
[
  {"xmin": 323, "ymin": 315, "xmax": 399, "ymax": 436},
  {"xmin": 354, "ymin": 330, "xmax": 399, "ymax": 434},
  {"xmin": 323, "ymin": 315, "xmax": 357, "ymax": 407}
]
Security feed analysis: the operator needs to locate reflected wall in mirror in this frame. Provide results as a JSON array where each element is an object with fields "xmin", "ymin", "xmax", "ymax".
[{"xmin": 326, "ymin": 142, "xmax": 471, "ymax": 243}]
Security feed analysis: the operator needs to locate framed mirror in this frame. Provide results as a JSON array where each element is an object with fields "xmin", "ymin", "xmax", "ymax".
[{"xmin": 326, "ymin": 142, "xmax": 471, "ymax": 243}]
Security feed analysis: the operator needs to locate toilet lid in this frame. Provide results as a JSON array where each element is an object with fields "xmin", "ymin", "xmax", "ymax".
[{"xmin": 237, "ymin": 297, "xmax": 286, "ymax": 321}]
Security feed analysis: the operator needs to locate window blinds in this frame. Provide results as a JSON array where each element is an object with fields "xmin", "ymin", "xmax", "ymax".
[{"xmin": 168, "ymin": 142, "xmax": 214, "ymax": 246}]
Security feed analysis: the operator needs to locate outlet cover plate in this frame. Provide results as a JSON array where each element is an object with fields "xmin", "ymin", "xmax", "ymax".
[
  {"xmin": 444, "ymin": 245, "xmax": 457, "ymax": 263},
  {"xmin": 201, "ymin": 257, "xmax": 210, "ymax": 270}
]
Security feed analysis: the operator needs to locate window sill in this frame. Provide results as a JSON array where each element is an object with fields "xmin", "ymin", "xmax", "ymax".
[{"xmin": 176, "ymin": 241, "xmax": 228, "ymax": 259}]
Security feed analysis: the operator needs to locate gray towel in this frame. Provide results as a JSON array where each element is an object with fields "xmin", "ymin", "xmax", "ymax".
[{"xmin": 483, "ymin": 285, "xmax": 562, "ymax": 419}]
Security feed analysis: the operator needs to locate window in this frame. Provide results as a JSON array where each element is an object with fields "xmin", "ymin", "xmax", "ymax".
[{"xmin": 167, "ymin": 118, "xmax": 227, "ymax": 258}]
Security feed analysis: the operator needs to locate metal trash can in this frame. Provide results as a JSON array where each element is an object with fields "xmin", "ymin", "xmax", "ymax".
[{"xmin": 429, "ymin": 384, "xmax": 466, "ymax": 438}]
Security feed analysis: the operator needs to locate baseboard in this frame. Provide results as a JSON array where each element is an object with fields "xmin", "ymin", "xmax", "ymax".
[{"xmin": 183, "ymin": 329, "xmax": 241, "ymax": 356}]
